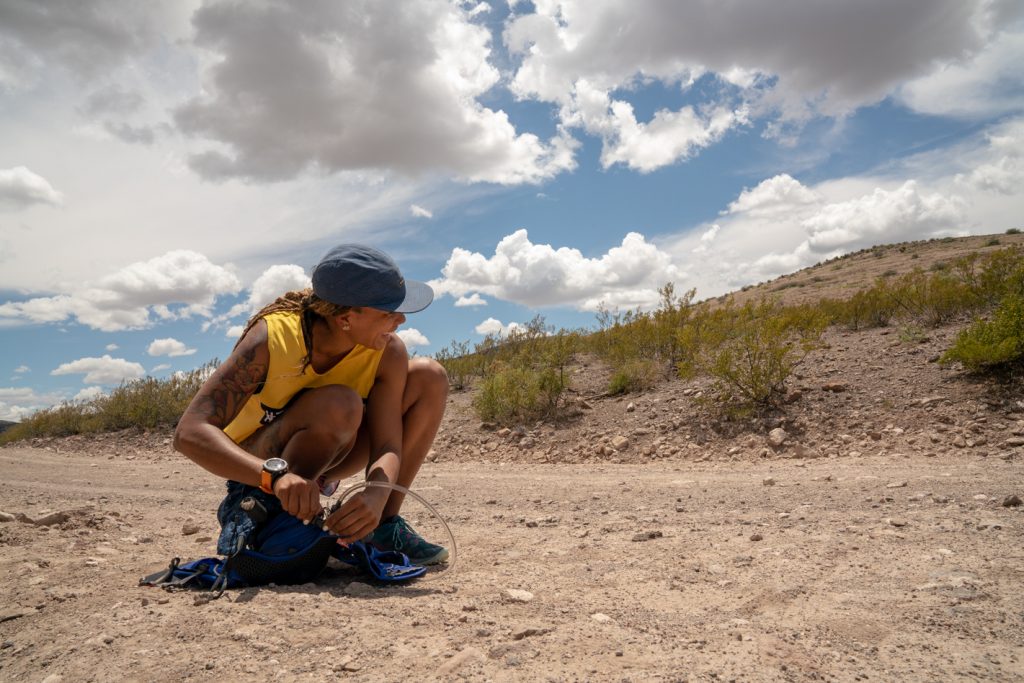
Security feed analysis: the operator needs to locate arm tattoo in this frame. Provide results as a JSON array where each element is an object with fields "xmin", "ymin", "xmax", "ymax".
[{"xmin": 190, "ymin": 334, "xmax": 268, "ymax": 427}]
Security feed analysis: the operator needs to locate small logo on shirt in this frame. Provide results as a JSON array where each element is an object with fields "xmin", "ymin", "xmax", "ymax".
[{"xmin": 259, "ymin": 403, "xmax": 285, "ymax": 426}]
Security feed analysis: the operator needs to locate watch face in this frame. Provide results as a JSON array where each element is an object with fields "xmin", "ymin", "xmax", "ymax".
[{"xmin": 264, "ymin": 457, "xmax": 288, "ymax": 474}]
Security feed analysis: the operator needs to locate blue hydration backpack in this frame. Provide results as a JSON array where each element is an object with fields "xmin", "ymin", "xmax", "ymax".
[{"xmin": 140, "ymin": 483, "xmax": 425, "ymax": 597}]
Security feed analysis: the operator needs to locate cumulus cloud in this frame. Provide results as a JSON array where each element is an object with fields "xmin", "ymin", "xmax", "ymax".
[
  {"xmin": 147, "ymin": 337, "xmax": 197, "ymax": 357},
  {"xmin": 474, "ymin": 317, "xmax": 522, "ymax": 337},
  {"xmin": 956, "ymin": 118, "xmax": 1024, "ymax": 194},
  {"xmin": 396, "ymin": 328, "xmax": 430, "ymax": 348},
  {"xmin": 73, "ymin": 386, "xmax": 105, "ymax": 402},
  {"xmin": 0, "ymin": 250, "xmax": 241, "ymax": 331},
  {"xmin": 105, "ymin": 343, "xmax": 119, "ymax": 351},
  {"xmin": 504, "ymin": 0, "xmax": 1017, "ymax": 168},
  {"xmin": 0, "ymin": 166, "xmax": 64, "ymax": 209},
  {"xmin": 174, "ymin": 0, "xmax": 575, "ymax": 184},
  {"xmin": 431, "ymin": 229, "xmax": 683, "ymax": 311},
  {"xmin": 13, "ymin": 365, "xmax": 29, "ymax": 374},
  {"xmin": 726, "ymin": 174, "xmax": 818, "ymax": 216},
  {"xmin": 226, "ymin": 324, "xmax": 245, "ymax": 340},
  {"xmin": 410, "ymin": 204, "xmax": 433, "ymax": 219},
  {"xmin": 150, "ymin": 363, "xmax": 171, "ymax": 373},
  {"xmin": 51, "ymin": 354, "xmax": 146, "ymax": 385},
  {"xmin": 800, "ymin": 181, "xmax": 965, "ymax": 252},
  {"xmin": 0, "ymin": 386, "xmax": 63, "ymax": 422},
  {"xmin": 454, "ymin": 293, "xmax": 487, "ymax": 307},
  {"xmin": 212, "ymin": 264, "xmax": 311, "ymax": 328}
]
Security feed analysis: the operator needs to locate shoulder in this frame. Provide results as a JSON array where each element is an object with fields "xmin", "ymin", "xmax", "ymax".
[{"xmin": 375, "ymin": 334, "xmax": 409, "ymax": 379}]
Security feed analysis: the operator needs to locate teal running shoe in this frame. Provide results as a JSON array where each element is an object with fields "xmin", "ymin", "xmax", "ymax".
[{"xmin": 366, "ymin": 515, "xmax": 449, "ymax": 565}]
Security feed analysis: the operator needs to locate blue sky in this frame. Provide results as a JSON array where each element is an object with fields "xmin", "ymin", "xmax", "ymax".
[{"xmin": 1, "ymin": 0, "xmax": 1023, "ymax": 421}]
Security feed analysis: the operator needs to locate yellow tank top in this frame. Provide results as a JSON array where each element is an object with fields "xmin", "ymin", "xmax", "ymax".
[{"xmin": 224, "ymin": 311, "xmax": 385, "ymax": 443}]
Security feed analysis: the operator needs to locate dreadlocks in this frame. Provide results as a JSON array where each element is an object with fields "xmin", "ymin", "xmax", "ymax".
[{"xmin": 234, "ymin": 289, "xmax": 352, "ymax": 373}]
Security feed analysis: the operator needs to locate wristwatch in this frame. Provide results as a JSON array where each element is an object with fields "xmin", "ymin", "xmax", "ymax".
[{"xmin": 259, "ymin": 457, "xmax": 289, "ymax": 494}]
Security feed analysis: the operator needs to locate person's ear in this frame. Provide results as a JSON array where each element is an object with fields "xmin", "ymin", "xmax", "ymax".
[{"xmin": 336, "ymin": 311, "xmax": 353, "ymax": 331}]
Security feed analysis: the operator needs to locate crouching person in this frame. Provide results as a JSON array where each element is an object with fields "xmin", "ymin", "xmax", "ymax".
[{"xmin": 173, "ymin": 244, "xmax": 450, "ymax": 570}]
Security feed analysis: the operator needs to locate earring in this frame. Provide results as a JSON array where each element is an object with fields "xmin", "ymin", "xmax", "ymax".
[{"xmin": 342, "ymin": 323, "xmax": 350, "ymax": 331}]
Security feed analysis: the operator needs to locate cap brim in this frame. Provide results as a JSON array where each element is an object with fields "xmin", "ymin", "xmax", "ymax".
[{"xmin": 392, "ymin": 280, "xmax": 434, "ymax": 314}]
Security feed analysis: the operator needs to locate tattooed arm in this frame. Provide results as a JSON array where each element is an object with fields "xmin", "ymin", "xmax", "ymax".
[{"xmin": 172, "ymin": 319, "xmax": 271, "ymax": 486}]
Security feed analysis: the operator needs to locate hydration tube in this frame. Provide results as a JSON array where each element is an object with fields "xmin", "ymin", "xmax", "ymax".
[{"xmin": 326, "ymin": 480, "xmax": 457, "ymax": 581}]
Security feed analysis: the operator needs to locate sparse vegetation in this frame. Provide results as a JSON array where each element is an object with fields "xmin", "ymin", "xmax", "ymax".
[
  {"xmin": 6, "ymin": 235, "xmax": 1023, "ymax": 439},
  {"xmin": 0, "ymin": 362, "xmax": 217, "ymax": 444}
]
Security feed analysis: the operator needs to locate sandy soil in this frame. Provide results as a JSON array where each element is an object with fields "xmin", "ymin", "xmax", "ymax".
[{"xmin": 2, "ymin": 442, "xmax": 1022, "ymax": 682}]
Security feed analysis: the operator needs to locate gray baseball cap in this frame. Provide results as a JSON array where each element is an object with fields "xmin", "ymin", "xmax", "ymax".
[{"xmin": 311, "ymin": 244, "xmax": 433, "ymax": 313}]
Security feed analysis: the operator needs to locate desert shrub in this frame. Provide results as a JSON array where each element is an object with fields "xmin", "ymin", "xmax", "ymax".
[
  {"xmin": 607, "ymin": 359, "xmax": 660, "ymax": 395},
  {"xmin": 472, "ymin": 362, "xmax": 567, "ymax": 424},
  {"xmin": 447, "ymin": 316, "xmax": 581, "ymax": 425},
  {"xmin": 678, "ymin": 298, "xmax": 826, "ymax": 412},
  {"xmin": 434, "ymin": 340, "xmax": 475, "ymax": 390},
  {"xmin": 942, "ymin": 292, "xmax": 1024, "ymax": 374},
  {"xmin": 887, "ymin": 269, "xmax": 973, "ymax": 327},
  {"xmin": 827, "ymin": 281, "xmax": 897, "ymax": 330},
  {"xmin": 1007, "ymin": 228, "xmax": 1021, "ymax": 235},
  {"xmin": 986, "ymin": 238, "xmax": 1001, "ymax": 247},
  {"xmin": 1, "ymin": 361, "xmax": 216, "ymax": 443}
]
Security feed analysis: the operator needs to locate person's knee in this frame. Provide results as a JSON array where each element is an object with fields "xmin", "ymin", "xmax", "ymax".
[
  {"xmin": 298, "ymin": 385, "xmax": 363, "ymax": 436},
  {"xmin": 409, "ymin": 357, "xmax": 449, "ymax": 402}
]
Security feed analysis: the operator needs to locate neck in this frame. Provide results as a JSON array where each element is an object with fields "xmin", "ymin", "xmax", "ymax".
[{"xmin": 310, "ymin": 317, "xmax": 355, "ymax": 366}]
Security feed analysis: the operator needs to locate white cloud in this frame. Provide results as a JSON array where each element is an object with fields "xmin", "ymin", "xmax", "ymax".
[
  {"xmin": 51, "ymin": 354, "xmax": 145, "ymax": 385},
  {"xmin": 800, "ymin": 181, "xmax": 965, "ymax": 253},
  {"xmin": 213, "ymin": 264, "xmax": 312, "ymax": 328},
  {"xmin": 0, "ymin": 250, "xmax": 240, "ymax": 331},
  {"xmin": 397, "ymin": 328, "xmax": 430, "ymax": 347},
  {"xmin": 474, "ymin": 317, "xmax": 522, "ymax": 337},
  {"xmin": 431, "ymin": 229, "xmax": 683, "ymax": 311},
  {"xmin": 150, "ymin": 363, "xmax": 171, "ymax": 373},
  {"xmin": 0, "ymin": 386, "xmax": 63, "ymax": 422},
  {"xmin": 174, "ymin": 0, "xmax": 575, "ymax": 184},
  {"xmin": 726, "ymin": 174, "xmax": 818, "ymax": 216},
  {"xmin": 105, "ymin": 343, "xmax": 119, "ymax": 351},
  {"xmin": 505, "ymin": 1, "xmax": 1019, "ymax": 168},
  {"xmin": 73, "ymin": 386, "xmax": 104, "ymax": 402},
  {"xmin": 410, "ymin": 204, "xmax": 433, "ymax": 219},
  {"xmin": 226, "ymin": 324, "xmax": 245, "ymax": 340},
  {"xmin": 147, "ymin": 337, "xmax": 197, "ymax": 357},
  {"xmin": 0, "ymin": 166, "xmax": 64, "ymax": 209},
  {"xmin": 898, "ymin": 30, "xmax": 1024, "ymax": 119},
  {"xmin": 13, "ymin": 365, "xmax": 29, "ymax": 374},
  {"xmin": 661, "ymin": 118, "xmax": 1024, "ymax": 298},
  {"xmin": 454, "ymin": 293, "xmax": 488, "ymax": 307}
]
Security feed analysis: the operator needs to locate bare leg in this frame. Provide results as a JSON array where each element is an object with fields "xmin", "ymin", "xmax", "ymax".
[
  {"xmin": 320, "ymin": 357, "xmax": 448, "ymax": 516},
  {"xmin": 239, "ymin": 384, "xmax": 363, "ymax": 480}
]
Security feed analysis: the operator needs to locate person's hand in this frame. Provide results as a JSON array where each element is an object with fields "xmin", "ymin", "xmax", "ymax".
[
  {"xmin": 323, "ymin": 489, "xmax": 388, "ymax": 544},
  {"xmin": 271, "ymin": 473, "xmax": 322, "ymax": 523}
]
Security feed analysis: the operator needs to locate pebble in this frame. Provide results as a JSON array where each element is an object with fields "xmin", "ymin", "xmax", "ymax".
[
  {"xmin": 512, "ymin": 627, "xmax": 551, "ymax": 640},
  {"xmin": 611, "ymin": 435, "xmax": 630, "ymax": 451},
  {"xmin": 504, "ymin": 589, "xmax": 534, "ymax": 603},
  {"xmin": 181, "ymin": 522, "xmax": 201, "ymax": 536},
  {"xmin": 1002, "ymin": 494, "xmax": 1022, "ymax": 507},
  {"xmin": 762, "ymin": 478, "xmax": 775, "ymax": 486},
  {"xmin": 972, "ymin": 494, "xmax": 989, "ymax": 501},
  {"xmin": 1005, "ymin": 437, "xmax": 1024, "ymax": 447},
  {"xmin": 591, "ymin": 613, "xmax": 612, "ymax": 623},
  {"xmin": 822, "ymin": 382, "xmax": 847, "ymax": 392},
  {"xmin": 886, "ymin": 481, "xmax": 908, "ymax": 489},
  {"xmin": 887, "ymin": 518, "xmax": 908, "ymax": 528},
  {"xmin": 626, "ymin": 402, "xmax": 636, "ymax": 413},
  {"xmin": 767, "ymin": 428, "xmax": 788, "ymax": 448},
  {"xmin": 631, "ymin": 530, "xmax": 663, "ymax": 542},
  {"xmin": 749, "ymin": 533, "xmax": 763, "ymax": 542},
  {"xmin": 33, "ymin": 511, "xmax": 69, "ymax": 527},
  {"xmin": 0, "ymin": 511, "xmax": 15, "ymax": 523}
]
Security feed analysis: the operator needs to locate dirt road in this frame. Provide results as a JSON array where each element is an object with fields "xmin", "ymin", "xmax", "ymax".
[{"xmin": 1, "ymin": 445, "xmax": 1022, "ymax": 682}]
